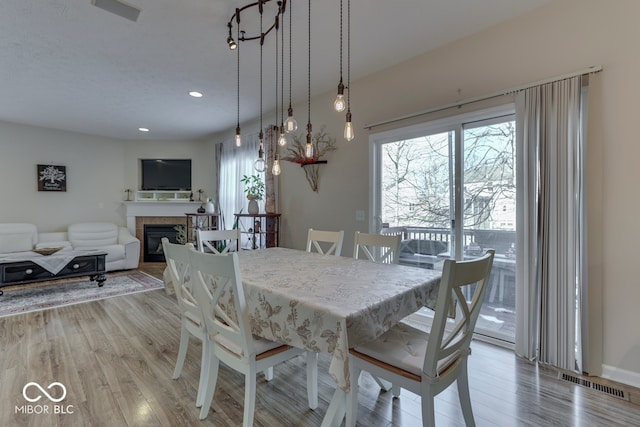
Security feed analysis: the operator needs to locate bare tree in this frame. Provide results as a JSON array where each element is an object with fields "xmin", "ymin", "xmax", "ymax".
[{"xmin": 381, "ymin": 121, "xmax": 515, "ymax": 230}]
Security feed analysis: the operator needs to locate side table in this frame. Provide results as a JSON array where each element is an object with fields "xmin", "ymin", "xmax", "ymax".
[
  {"xmin": 185, "ymin": 213, "xmax": 219, "ymax": 244},
  {"xmin": 234, "ymin": 213, "xmax": 280, "ymax": 250}
]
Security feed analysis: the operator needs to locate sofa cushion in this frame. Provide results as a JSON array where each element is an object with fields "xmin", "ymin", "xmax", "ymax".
[
  {"xmin": 89, "ymin": 244, "xmax": 125, "ymax": 261},
  {"xmin": 0, "ymin": 232, "xmax": 34, "ymax": 253},
  {"xmin": 68, "ymin": 222, "xmax": 118, "ymax": 247},
  {"xmin": 0, "ymin": 223, "xmax": 38, "ymax": 252}
]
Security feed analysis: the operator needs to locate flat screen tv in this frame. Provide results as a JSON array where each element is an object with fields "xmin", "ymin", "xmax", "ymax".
[{"xmin": 141, "ymin": 159, "xmax": 192, "ymax": 191}]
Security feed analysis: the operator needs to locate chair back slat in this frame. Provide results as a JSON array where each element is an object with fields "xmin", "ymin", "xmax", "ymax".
[
  {"xmin": 196, "ymin": 229, "xmax": 240, "ymax": 254},
  {"xmin": 189, "ymin": 249, "xmax": 255, "ymax": 360},
  {"xmin": 162, "ymin": 238, "xmax": 200, "ymax": 319},
  {"xmin": 353, "ymin": 232, "xmax": 401, "ymax": 264},
  {"xmin": 306, "ymin": 228, "xmax": 345, "ymax": 256},
  {"xmin": 423, "ymin": 249, "xmax": 494, "ymax": 377}
]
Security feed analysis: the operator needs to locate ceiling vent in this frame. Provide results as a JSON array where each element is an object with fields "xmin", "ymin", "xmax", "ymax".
[{"xmin": 92, "ymin": 0, "xmax": 141, "ymax": 22}]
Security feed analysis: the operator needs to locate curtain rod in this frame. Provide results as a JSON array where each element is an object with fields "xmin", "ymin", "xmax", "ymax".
[{"xmin": 364, "ymin": 65, "xmax": 603, "ymax": 130}]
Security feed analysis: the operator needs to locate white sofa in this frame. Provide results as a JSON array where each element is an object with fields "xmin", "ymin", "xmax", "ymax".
[
  {"xmin": 67, "ymin": 222, "xmax": 140, "ymax": 271},
  {"xmin": 0, "ymin": 222, "xmax": 140, "ymax": 272}
]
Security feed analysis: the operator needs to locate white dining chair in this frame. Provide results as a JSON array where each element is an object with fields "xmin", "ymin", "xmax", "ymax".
[
  {"xmin": 161, "ymin": 238, "xmax": 208, "ymax": 408},
  {"xmin": 346, "ymin": 249, "xmax": 495, "ymax": 427},
  {"xmin": 306, "ymin": 228, "xmax": 344, "ymax": 256},
  {"xmin": 353, "ymin": 231, "xmax": 401, "ymax": 264},
  {"xmin": 189, "ymin": 248, "xmax": 318, "ymax": 424},
  {"xmin": 352, "ymin": 231, "xmax": 403, "ymax": 393},
  {"xmin": 196, "ymin": 228, "xmax": 240, "ymax": 254}
]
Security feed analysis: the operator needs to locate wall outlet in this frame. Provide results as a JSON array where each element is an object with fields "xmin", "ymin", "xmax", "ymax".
[{"xmin": 355, "ymin": 210, "xmax": 365, "ymax": 221}]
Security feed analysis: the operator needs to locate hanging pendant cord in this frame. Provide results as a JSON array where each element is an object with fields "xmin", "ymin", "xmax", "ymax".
[
  {"xmin": 236, "ymin": 21, "xmax": 240, "ymax": 129},
  {"xmin": 307, "ymin": 0, "xmax": 311, "ymax": 125},
  {"xmin": 339, "ymin": 0, "xmax": 343, "ymax": 82},
  {"xmin": 288, "ymin": 0, "xmax": 293, "ymax": 109},
  {"xmin": 281, "ymin": 4, "xmax": 285, "ymax": 126},
  {"xmin": 275, "ymin": 15, "xmax": 279, "ymax": 127},
  {"xmin": 260, "ymin": 10, "xmax": 263, "ymax": 134},
  {"xmin": 347, "ymin": 0, "xmax": 350, "ymax": 110}
]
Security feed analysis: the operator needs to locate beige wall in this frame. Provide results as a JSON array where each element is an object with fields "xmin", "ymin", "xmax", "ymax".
[
  {"xmin": 0, "ymin": 121, "xmax": 212, "ymax": 232},
  {"xmin": 0, "ymin": 0, "xmax": 638, "ymax": 387}
]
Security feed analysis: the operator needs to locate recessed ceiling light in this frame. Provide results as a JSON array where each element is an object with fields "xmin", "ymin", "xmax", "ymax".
[
  {"xmin": 138, "ymin": 127, "xmax": 149, "ymax": 132},
  {"xmin": 189, "ymin": 91, "xmax": 204, "ymax": 98}
]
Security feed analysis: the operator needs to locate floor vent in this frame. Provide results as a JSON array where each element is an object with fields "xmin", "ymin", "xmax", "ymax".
[{"xmin": 559, "ymin": 372, "xmax": 629, "ymax": 401}]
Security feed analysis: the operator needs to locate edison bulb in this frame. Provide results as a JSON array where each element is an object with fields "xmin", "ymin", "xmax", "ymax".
[
  {"xmin": 272, "ymin": 158, "xmax": 281, "ymax": 175},
  {"xmin": 333, "ymin": 94, "xmax": 346, "ymax": 112},
  {"xmin": 344, "ymin": 111, "xmax": 354, "ymax": 141},
  {"xmin": 285, "ymin": 115, "xmax": 298, "ymax": 133},
  {"xmin": 305, "ymin": 142, "xmax": 314, "ymax": 158},
  {"xmin": 278, "ymin": 131, "xmax": 287, "ymax": 146},
  {"xmin": 254, "ymin": 157, "xmax": 266, "ymax": 172},
  {"xmin": 344, "ymin": 121, "xmax": 354, "ymax": 141},
  {"xmin": 235, "ymin": 126, "xmax": 242, "ymax": 147}
]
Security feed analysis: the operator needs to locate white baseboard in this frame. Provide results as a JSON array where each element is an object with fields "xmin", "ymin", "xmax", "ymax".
[{"xmin": 601, "ymin": 364, "xmax": 640, "ymax": 389}]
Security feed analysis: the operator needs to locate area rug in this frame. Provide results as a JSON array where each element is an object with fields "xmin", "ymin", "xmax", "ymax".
[{"xmin": 0, "ymin": 271, "xmax": 164, "ymax": 317}]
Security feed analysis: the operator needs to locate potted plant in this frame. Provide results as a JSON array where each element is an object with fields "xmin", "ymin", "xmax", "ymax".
[{"xmin": 241, "ymin": 174, "xmax": 264, "ymax": 214}]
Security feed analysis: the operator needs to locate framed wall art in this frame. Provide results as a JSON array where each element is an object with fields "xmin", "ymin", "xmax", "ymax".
[{"xmin": 37, "ymin": 164, "xmax": 67, "ymax": 192}]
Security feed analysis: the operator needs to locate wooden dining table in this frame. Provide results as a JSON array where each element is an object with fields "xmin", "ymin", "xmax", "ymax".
[{"xmin": 236, "ymin": 247, "xmax": 442, "ymax": 426}]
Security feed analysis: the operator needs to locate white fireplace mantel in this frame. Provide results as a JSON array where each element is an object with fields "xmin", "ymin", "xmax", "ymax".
[{"xmin": 123, "ymin": 201, "xmax": 202, "ymax": 234}]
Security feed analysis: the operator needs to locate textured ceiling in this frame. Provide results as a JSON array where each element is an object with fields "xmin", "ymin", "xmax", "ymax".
[{"xmin": 0, "ymin": 0, "xmax": 552, "ymax": 141}]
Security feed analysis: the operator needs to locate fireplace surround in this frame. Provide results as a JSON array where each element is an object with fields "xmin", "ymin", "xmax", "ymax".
[{"xmin": 124, "ymin": 200, "xmax": 200, "ymax": 264}]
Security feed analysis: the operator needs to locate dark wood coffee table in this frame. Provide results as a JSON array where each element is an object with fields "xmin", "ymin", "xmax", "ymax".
[{"xmin": 0, "ymin": 251, "xmax": 107, "ymax": 296}]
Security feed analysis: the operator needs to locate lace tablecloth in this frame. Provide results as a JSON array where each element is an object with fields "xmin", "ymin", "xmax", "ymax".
[{"xmin": 237, "ymin": 247, "xmax": 441, "ymax": 392}]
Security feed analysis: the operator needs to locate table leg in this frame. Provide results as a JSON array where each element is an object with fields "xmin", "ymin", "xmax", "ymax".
[
  {"xmin": 307, "ymin": 352, "xmax": 318, "ymax": 409},
  {"xmin": 90, "ymin": 274, "xmax": 107, "ymax": 287}
]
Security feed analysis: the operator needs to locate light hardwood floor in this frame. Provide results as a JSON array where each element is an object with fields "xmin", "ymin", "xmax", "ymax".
[{"xmin": 0, "ymin": 265, "xmax": 638, "ymax": 426}]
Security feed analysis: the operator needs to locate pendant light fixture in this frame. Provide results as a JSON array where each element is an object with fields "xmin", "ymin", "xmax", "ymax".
[
  {"xmin": 304, "ymin": 0, "xmax": 313, "ymax": 159},
  {"xmin": 254, "ymin": 6, "xmax": 266, "ymax": 172},
  {"xmin": 284, "ymin": 0, "xmax": 297, "ymax": 133},
  {"xmin": 272, "ymin": 12, "xmax": 282, "ymax": 176},
  {"xmin": 277, "ymin": 5, "xmax": 287, "ymax": 147},
  {"xmin": 344, "ymin": 0, "xmax": 355, "ymax": 141},
  {"xmin": 228, "ymin": 0, "xmax": 287, "ymax": 153},
  {"xmin": 234, "ymin": 15, "xmax": 242, "ymax": 147},
  {"xmin": 227, "ymin": 22, "xmax": 237, "ymax": 50},
  {"xmin": 333, "ymin": 0, "xmax": 346, "ymax": 112}
]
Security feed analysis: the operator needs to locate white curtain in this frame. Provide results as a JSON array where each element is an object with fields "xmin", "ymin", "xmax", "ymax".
[
  {"xmin": 515, "ymin": 75, "xmax": 587, "ymax": 372},
  {"xmin": 217, "ymin": 132, "xmax": 262, "ymax": 230}
]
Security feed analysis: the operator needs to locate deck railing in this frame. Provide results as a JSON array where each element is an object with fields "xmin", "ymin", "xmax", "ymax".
[{"xmin": 382, "ymin": 226, "xmax": 515, "ymax": 255}]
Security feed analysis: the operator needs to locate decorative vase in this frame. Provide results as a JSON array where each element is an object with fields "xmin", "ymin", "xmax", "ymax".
[
  {"xmin": 248, "ymin": 199, "xmax": 259, "ymax": 214},
  {"xmin": 204, "ymin": 202, "xmax": 215, "ymax": 214}
]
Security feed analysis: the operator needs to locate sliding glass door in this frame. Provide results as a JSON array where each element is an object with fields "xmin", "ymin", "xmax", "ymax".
[{"xmin": 370, "ymin": 105, "xmax": 516, "ymax": 344}]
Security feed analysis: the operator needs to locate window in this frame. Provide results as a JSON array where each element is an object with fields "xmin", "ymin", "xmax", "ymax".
[{"xmin": 370, "ymin": 104, "xmax": 516, "ymax": 344}]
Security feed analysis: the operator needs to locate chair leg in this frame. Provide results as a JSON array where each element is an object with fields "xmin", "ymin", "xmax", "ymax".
[
  {"xmin": 198, "ymin": 355, "xmax": 220, "ymax": 420},
  {"xmin": 173, "ymin": 325, "xmax": 190, "ymax": 379},
  {"xmin": 345, "ymin": 364, "xmax": 361, "ymax": 427},
  {"xmin": 243, "ymin": 372, "xmax": 257, "ymax": 427},
  {"xmin": 457, "ymin": 362, "xmax": 476, "ymax": 427},
  {"xmin": 421, "ymin": 391, "xmax": 436, "ymax": 427},
  {"xmin": 263, "ymin": 366, "xmax": 274, "ymax": 381},
  {"xmin": 196, "ymin": 337, "xmax": 210, "ymax": 407},
  {"xmin": 306, "ymin": 351, "xmax": 318, "ymax": 409},
  {"xmin": 391, "ymin": 384, "xmax": 401, "ymax": 397}
]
